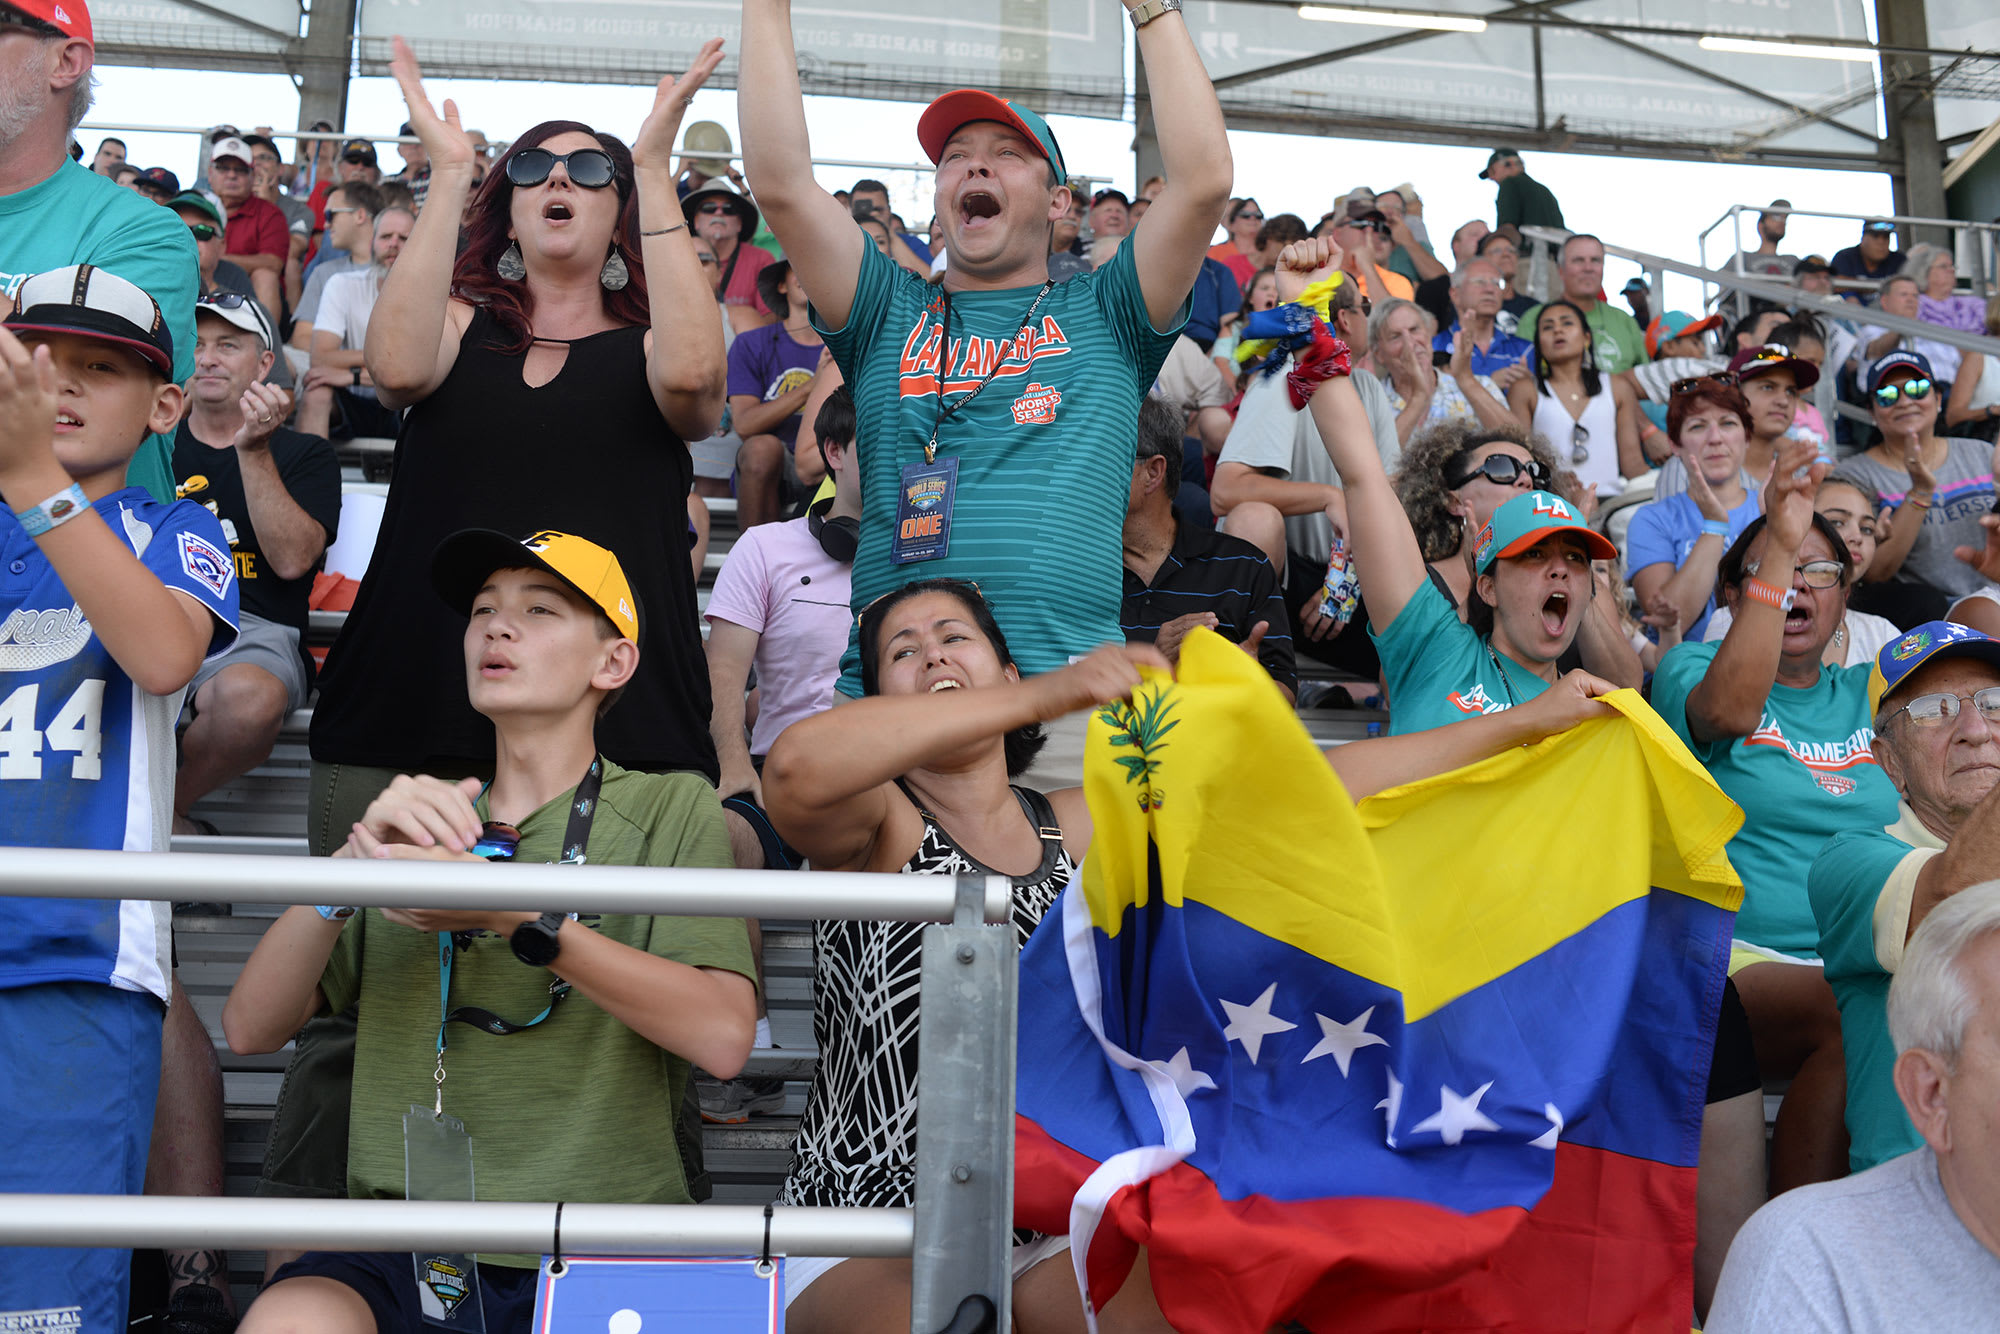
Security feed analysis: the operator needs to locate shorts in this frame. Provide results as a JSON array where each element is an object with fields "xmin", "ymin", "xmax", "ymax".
[
  {"xmin": 1727, "ymin": 939, "xmax": 1822, "ymax": 977},
  {"xmin": 189, "ymin": 610, "xmax": 310, "ymax": 713},
  {"xmin": 1705, "ymin": 975, "xmax": 1761, "ymax": 1103},
  {"xmin": 691, "ymin": 431, "xmax": 740, "ymax": 482},
  {"xmin": 782, "ymin": 1234, "xmax": 1070, "ymax": 1309},
  {"xmin": 269, "ymin": 1251, "xmax": 541, "ymax": 1334},
  {"xmin": 0, "ymin": 983, "xmax": 164, "ymax": 1333},
  {"xmin": 722, "ymin": 767, "xmax": 804, "ymax": 871},
  {"xmin": 331, "ymin": 387, "xmax": 402, "ymax": 441}
]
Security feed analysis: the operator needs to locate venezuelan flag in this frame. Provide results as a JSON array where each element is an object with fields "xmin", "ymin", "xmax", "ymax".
[{"xmin": 1014, "ymin": 630, "xmax": 1743, "ymax": 1333}]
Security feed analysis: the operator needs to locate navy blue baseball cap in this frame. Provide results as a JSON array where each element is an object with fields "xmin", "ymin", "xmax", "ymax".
[
  {"xmin": 1870, "ymin": 621, "xmax": 2000, "ymax": 720},
  {"xmin": 1867, "ymin": 349, "xmax": 1934, "ymax": 394}
]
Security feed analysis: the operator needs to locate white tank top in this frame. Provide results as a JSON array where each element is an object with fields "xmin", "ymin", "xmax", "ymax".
[
  {"xmin": 1970, "ymin": 352, "xmax": 2000, "ymax": 413},
  {"xmin": 1532, "ymin": 380, "xmax": 1620, "ymax": 497}
]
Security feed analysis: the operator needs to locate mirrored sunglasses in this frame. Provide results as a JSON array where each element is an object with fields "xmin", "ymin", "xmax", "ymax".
[
  {"xmin": 1671, "ymin": 372, "xmax": 1739, "ymax": 395},
  {"xmin": 505, "ymin": 147, "xmax": 616, "ymax": 190},
  {"xmin": 1888, "ymin": 686, "xmax": 2000, "ymax": 729},
  {"xmin": 1874, "ymin": 377, "xmax": 1933, "ymax": 407},
  {"xmin": 469, "ymin": 821, "xmax": 522, "ymax": 861},
  {"xmin": 187, "ymin": 223, "xmax": 217, "ymax": 242}
]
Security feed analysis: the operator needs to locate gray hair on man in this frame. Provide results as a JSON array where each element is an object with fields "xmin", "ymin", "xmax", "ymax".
[
  {"xmin": 1888, "ymin": 880, "xmax": 2000, "ymax": 1064},
  {"xmin": 1451, "ymin": 259, "xmax": 1500, "ymax": 292}
]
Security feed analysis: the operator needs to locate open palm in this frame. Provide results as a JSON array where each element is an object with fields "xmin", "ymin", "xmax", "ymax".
[
  {"xmin": 388, "ymin": 36, "xmax": 476, "ymax": 174},
  {"xmin": 633, "ymin": 39, "xmax": 727, "ymax": 173}
]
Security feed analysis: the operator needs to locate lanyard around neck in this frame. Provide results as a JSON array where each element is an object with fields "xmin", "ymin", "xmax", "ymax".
[{"xmin": 925, "ymin": 279, "xmax": 1055, "ymax": 464}]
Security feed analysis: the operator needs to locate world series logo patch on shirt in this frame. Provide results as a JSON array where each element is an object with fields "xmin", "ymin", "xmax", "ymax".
[
  {"xmin": 178, "ymin": 531, "xmax": 233, "ymax": 599},
  {"xmin": 1011, "ymin": 382, "xmax": 1062, "ymax": 425}
]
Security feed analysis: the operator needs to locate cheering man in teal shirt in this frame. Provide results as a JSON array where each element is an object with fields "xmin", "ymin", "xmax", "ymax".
[{"xmin": 740, "ymin": 0, "xmax": 1233, "ymax": 697}]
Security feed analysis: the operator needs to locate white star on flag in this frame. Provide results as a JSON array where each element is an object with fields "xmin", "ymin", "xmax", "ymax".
[
  {"xmin": 1530, "ymin": 1102, "xmax": 1564, "ymax": 1150},
  {"xmin": 1219, "ymin": 982, "xmax": 1297, "ymax": 1065},
  {"xmin": 1410, "ymin": 1081, "xmax": 1501, "ymax": 1146},
  {"xmin": 1301, "ymin": 1005, "xmax": 1388, "ymax": 1076},
  {"xmin": 1377, "ymin": 1068, "xmax": 1404, "ymax": 1148},
  {"xmin": 1147, "ymin": 1047, "xmax": 1218, "ymax": 1097}
]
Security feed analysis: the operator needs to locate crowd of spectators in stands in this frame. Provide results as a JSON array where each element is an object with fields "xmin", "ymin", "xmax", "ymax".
[{"xmin": 9, "ymin": 0, "xmax": 2000, "ymax": 1328}]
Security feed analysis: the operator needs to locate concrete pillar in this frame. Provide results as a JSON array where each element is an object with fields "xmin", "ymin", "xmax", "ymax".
[
  {"xmin": 296, "ymin": 0, "xmax": 356, "ymax": 132},
  {"xmin": 1875, "ymin": 0, "xmax": 1950, "ymax": 246}
]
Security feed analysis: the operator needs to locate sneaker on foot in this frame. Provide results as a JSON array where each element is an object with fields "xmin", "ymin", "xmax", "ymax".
[{"xmin": 697, "ymin": 1075, "xmax": 787, "ymax": 1124}]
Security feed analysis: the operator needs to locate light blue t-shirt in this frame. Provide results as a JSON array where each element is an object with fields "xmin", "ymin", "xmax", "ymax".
[
  {"xmin": 0, "ymin": 160, "xmax": 199, "ymax": 503},
  {"xmin": 1809, "ymin": 823, "xmax": 1927, "ymax": 1173},
  {"xmin": 1373, "ymin": 578, "xmax": 1550, "ymax": 736},
  {"xmin": 1623, "ymin": 489, "xmax": 1762, "ymax": 643},
  {"xmin": 1651, "ymin": 640, "xmax": 1899, "ymax": 956},
  {"xmin": 817, "ymin": 238, "xmax": 1185, "ymax": 694}
]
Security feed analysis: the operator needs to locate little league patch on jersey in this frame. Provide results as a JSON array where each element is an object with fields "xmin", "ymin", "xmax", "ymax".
[
  {"xmin": 1011, "ymin": 382, "xmax": 1062, "ymax": 425},
  {"xmin": 178, "ymin": 530, "xmax": 234, "ymax": 599}
]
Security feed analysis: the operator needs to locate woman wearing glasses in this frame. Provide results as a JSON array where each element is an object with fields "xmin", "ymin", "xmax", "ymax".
[
  {"xmin": 1372, "ymin": 297, "xmax": 1514, "ymax": 449},
  {"xmin": 1840, "ymin": 351, "xmax": 1998, "ymax": 626},
  {"xmin": 1651, "ymin": 446, "xmax": 1901, "ymax": 1194},
  {"xmin": 1626, "ymin": 377, "xmax": 1763, "ymax": 645},
  {"xmin": 1206, "ymin": 197, "xmax": 1264, "ymax": 287},
  {"xmin": 311, "ymin": 37, "xmax": 731, "ymax": 843},
  {"xmin": 1507, "ymin": 298, "xmax": 1644, "ymax": 498}
]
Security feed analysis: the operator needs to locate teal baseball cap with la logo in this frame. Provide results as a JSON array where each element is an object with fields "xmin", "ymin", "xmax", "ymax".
[{"xmin": 1473, "ymin": 490, "xmax": 1617, "ymax": 574}]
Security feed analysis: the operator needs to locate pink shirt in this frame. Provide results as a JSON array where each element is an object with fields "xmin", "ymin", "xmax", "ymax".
[
  {"xmin": 720, "ymin": 241, "xmax": 775, "ymax": 315},
  {"xmin": 704, "ymin": 516, "xmax": 852, "ymax": 755}
]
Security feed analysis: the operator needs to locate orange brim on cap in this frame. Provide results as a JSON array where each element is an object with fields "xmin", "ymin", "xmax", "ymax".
[{"xmin": 1497, "ymin": 525, "xmax": 1618, "ymax": 565}]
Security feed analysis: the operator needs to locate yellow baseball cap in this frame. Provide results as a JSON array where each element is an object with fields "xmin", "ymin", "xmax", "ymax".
[{"xmin": 431, "ymin": 528, "xmax": 640, "ymax": 644}]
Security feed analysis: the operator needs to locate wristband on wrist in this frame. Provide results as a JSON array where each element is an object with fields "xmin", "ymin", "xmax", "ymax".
[
  {"xmin": 1743, "ymin": 576, "xmax": 1794, "ymax": 611},
  {"xmin": 314, "ymin": 905, "xmax": 357, "ymax": 921},
  {"xmin": 15, "ymin": 483, "xmax": 89, "ymax": 539},
  {"xmin": 1701, "ymin": 519, "xmax": 1731, "ymax": 538},
  {"xmin": 640, "ymin": 221, "xmax": 688, "ymax": 237},
  {"xmin": 1906, "ymin": 496, "xmax": 1933, "ymax": 511}
]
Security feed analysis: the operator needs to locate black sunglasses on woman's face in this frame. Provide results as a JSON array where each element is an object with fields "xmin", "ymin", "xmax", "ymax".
[{"xmin": 505, "ymin": 148, "xmax": 616, "ymax": 190}]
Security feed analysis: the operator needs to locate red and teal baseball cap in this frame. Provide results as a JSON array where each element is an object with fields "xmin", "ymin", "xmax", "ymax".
[
  {"xmin": 1473, "ymin": 490, "xmax": 1616, "ymax": 574},
  {"xmin": 1868, "ymin": 621, "xmax": 2000, "ymax": 720},
  {"xmin": 917, "ymin": 89, "xmax": 1067, "ymax": 181}
]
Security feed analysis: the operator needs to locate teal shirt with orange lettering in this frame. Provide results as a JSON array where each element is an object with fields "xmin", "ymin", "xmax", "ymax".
[{"xmin": 814, "ymin": 240, "xmax": 1186, "ymax": 694}]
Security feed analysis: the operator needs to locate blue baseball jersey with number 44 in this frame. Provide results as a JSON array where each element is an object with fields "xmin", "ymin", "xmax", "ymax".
[{"xmin": 0, "ymin": 488, "xmax": 237, "ymax": 1001}]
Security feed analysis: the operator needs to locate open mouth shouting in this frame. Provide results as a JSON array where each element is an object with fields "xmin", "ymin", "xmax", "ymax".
[
  {"xmin": 957, "ymin": 189, "xmax": 1002, "ymax": 233},
  {"xmin": 542, "ymin": 198, "xmax": 574, "ymax": 223},
  {"xmin": 1540, "ymin": 590, "xmax": 1571, "ymax": 640}
]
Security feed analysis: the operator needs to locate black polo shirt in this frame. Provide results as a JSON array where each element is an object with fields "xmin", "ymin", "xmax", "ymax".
[{"xmin": 1121, "ymin": 512, "xmax": 1297, "ymax": 697}]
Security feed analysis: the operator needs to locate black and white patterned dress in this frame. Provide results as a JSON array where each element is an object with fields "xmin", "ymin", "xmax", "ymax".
[{"xmin": 779, "ymin": 783, "xmax": 1073, "ymax": 1208}]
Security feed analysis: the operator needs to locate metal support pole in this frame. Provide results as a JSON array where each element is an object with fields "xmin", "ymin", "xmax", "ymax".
[
  {"xmin": 1877, "ymin": 0, "xmax": 1949, "ymax": 247},
  {"xmin": 909, "ymin": 875, "xmax": 1019, "ymax": 1334},
  {"xmin": 0, "ymin": 1197, "xmax": 911, "ymax": 1257},
  {"xmin": 0, "ymin": 849, "xmax": 1015, "ymax": 926},
  {"xmin": 295, "ymin": 0, "xmax": 356, "ymax": 132}
]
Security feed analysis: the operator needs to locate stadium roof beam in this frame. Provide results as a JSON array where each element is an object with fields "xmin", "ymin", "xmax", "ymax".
[{"xmin": 1209, "ymin": 0, "xmax": 1593, "ymax": 92}]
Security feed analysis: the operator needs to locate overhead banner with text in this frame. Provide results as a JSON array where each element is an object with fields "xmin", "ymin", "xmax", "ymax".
[
  {"xmin": 357, "ymin": 0, "xmax": 1126, "ymax": 117},
  {"xmin": 1188, "ymin": 0, "xmax": 1880, "ymax": 157}
]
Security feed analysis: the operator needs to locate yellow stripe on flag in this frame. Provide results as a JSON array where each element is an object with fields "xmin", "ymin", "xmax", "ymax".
[{"xmin": 1082, "ymin": 630, "xmax": 1743, "ymax": 1023}]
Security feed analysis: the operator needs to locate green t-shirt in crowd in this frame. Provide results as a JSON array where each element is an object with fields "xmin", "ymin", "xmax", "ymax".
[
  {"xmin": 1373, "ymin": 577, "xmax": 1550, "ymax": 736},
  {"xmin": 1495, "ymin": 173, "xmax": 1565, "ymax": 231},
  {"xmin": 1518, "ymin": 297, "xmax": 1648, "ymax": 375},
  {"xmin": 0, "ymin": 158, "xmax": 198, "ymax": 502},
  {"xmin": 815, "ymin": 238, "xmax": 1186, "ymax": 695},
  {"xmin": 320, "ymin": 762, "xmax": 750, "ymax": 1266},
  {"xmin": 1651, "ymin": 641, "xmax": 1900, "ymax": 956},
  {"xmin": 1810, "ymin": 817, "xmax": 1930, "ymax": 1173}
]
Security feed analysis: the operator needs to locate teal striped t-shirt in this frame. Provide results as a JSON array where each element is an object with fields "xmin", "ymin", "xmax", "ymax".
[{"xmin": 814, "ymin": 241, "xmax": 1186, "ymax": 694}]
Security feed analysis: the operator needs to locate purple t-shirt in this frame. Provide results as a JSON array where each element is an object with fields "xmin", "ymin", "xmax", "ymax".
[
  {"xmin": 726, "ymin": 323, "xmax": 823, "ymax": 450},
  {"xmin": 703, "ymin": 516, "xmax": 853, "ymax": 755}
]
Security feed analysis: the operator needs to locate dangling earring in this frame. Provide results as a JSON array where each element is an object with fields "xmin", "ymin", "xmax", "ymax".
[
  {"xmin": 600, "ymin": 249, "xmax": 630, "ymax": 292},
  {"xmin": 497, "ymin": 240, "xmax": 526, "ymax": 282}
]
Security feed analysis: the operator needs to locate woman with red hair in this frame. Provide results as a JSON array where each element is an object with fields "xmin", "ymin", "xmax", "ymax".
[
  {"xmin": 1626, "ymin": 376, "xmax": 1763, "ymax": 644},
  {"xmin": 308, "ymin": 37, "xmax": 731, "ymax": 840}
]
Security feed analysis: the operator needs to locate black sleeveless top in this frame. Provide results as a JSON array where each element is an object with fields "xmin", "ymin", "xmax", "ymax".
[{"xmin": 311, "ymin": 309, "xmax": 718, "ymax": 780}]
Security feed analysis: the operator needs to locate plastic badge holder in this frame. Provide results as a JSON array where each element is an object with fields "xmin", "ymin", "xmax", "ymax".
[
  {"xmin": 405, "ymin": 1106, "xmax": 487, "ymax": 1332},
  {"xmin": 533, "ymin": 1256, "xmax": 782, "ymax": 1332}
]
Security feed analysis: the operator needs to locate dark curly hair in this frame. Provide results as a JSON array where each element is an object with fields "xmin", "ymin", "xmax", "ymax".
[
  {"xmin": 1393, "ymin": 419, "xmax": 1561, "ymax": 562},
  {"xmin": 451, "ymin": 121, "xmax": 650, "ymax": 356},
  {"xmin": 856, "ymin": 578, "xmax": 1046, "ymax": 778}
]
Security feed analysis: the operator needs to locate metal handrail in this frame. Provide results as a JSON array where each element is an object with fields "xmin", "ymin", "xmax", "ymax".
[
  {"xmin": 1697, "ymin": 204, "xmax": 2000, "ymax": 307},
  {"xmin": 0, "ymin": 848, "xmax": 1015, "ymax": 924},
  {"xmin": 0, "ymin": 1197, "xmax": 911, "ymax": 1257}
]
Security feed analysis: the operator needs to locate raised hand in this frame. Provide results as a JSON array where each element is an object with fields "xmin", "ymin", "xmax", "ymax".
[
  {"xmin": 388, "ymin": 36, "xmax": 476, "ymax": 176},
  {"xmin": 1274, "ymin": 237, "xmax": 1341, "ymax": 305},
  {"xmin": 1762, "ymin": 436, "xmax": 1828, "ymax": 554},
  {"xmin": 1955, "ymin": 514, "xmax": 2000, "ymax": 584},
  {"xmin": 0, "ymin": 326, "xmax": 58, "ymax": 484},
  {"xmin": 231, "ymin": 382, "xmax": 293, "ymax": 453},
  {"xmin": 633, "ymin": 39, "xmax": 727, "ymax": 174},
  {"xmin": 1685, "ymin": 448, "xmax": 1730, "ymax": 524}
]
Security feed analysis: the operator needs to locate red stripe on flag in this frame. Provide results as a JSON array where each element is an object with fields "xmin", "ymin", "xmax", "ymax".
[{"xmin": 1017, "ymin": 1117, "xmax": 1696, "ymax": 1333}]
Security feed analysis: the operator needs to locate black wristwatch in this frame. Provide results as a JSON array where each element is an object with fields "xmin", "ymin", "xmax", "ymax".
[{"xmin": 509, "ymin": 911, "xmax": 567, "ymax": 968}]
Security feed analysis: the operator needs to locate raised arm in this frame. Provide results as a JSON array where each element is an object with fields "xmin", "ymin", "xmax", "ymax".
[
  {"xmin": 365, "ymin": 38, "xmax": 473, "ymax": 409},
  {"xmin": 764, "ymin": 644, "xmax": 1165, "ymax": 872},
  {"xmin": 1280, "ymin": 239, "xmax": 1431, "ymax": 629},
  {"xmin": 1123, "ymin": 3, "xmax": 1235, "ymax": 331},
  {"xmin": 738, "ymin": 0, "xmax": 867, "ymax": 329},
  {"xmin": 1446, "ymin": 331, "xmax": 1515, "ymax": 431},
  {"xmin": 1684, "ymin": 440, "xmax": 1825, "ymax": 745},
  {"xmin": 1331, "ymin": 669, "xmax": 1616, "ymax": 798},
  {"xmin": 632, "ymin": 42, "xmax": 731, "ymax": 441}
]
